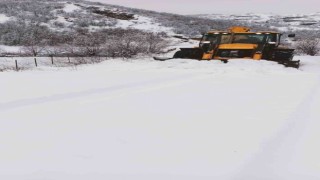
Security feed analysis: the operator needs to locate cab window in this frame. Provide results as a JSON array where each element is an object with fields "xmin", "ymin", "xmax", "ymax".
[
  {"xmin": 203, "ymin": 34, "xmax": 219, "ymax": 44},
  {"xmin": 220, "ymin": 34, "xmax": 232, "ymax": 44}
]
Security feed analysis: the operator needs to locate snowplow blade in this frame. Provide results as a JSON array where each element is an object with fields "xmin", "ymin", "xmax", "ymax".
[
  {"xmin": 154, "ymin": 48, "xmax": 204, "ymax": 61},
  {"xmin": 153, "ymin": 57, "xmax": 174, "ymax": 61},
  {"xmin": 271, "ymin": 49, "xmax": 300, "ymax": 68},
  {"xmin": 173, "ymin": 48, "xmax": 204, "ymax": 59},
  {"xmin": 280, "ymin": 60, "xmax": 300, "ymax": 68}
]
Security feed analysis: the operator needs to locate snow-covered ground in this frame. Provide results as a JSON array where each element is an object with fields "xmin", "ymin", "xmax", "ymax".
[
  {"xmin": 116, "ymin": 15, "xmax": 173, "ymax": 34},
  {"xmin": 63, "ymin": 3, "xmax": 81, "ymax": 13},
  {"xmin": 1, "ymin": 56, "xmax": 320, "ymax": 180}
]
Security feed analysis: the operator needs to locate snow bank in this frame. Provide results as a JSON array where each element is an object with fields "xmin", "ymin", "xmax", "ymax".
[
  {"xmin": 63, "ymin": 3, "xmax": 81, "ymax": 13},
  {"xmin": 0, "ymin": 14, "xmax": 10, "ymax": 23},
  {"xmin": 0, "ymin": 45, "xmax": 22, "ymax": 53}
]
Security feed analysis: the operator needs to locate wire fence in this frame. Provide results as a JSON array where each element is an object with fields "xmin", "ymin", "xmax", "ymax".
[{"xmin": 0, "ymin": 56, "xmax": 106, "ymax": 71}]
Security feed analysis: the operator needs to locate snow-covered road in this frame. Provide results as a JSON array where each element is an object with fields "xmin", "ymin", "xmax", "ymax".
[{"xmin": 0, "ymin": 57, "xmax": 320, "ymax": 180}]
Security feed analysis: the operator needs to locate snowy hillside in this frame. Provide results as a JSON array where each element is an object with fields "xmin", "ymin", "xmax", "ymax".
[
  {"xmin": 0, "ymin": 0, "xmax": 175, "ymax": 37},
  {"xmin": 195, "ymin": 12, "xmax": 320, "ymax": 32},
  {"xmin": 1, "ymin": 56, "xmax": 320, "ymax": 180},
  {"xmin": 0, "ymin": 0, "xmax": 318, "ymax": 59},
  {"xmin": 0, "ymin": 0, "xmax": 242, "ymax": 58}
]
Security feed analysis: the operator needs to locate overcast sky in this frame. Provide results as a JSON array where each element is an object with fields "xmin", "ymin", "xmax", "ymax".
[{"xmin": 88, "ymin": 0, "xmax": 320, "ymax": 15}]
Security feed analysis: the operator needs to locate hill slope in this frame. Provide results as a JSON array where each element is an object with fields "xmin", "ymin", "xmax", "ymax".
[{"xmin": 194, "ymin": 13, "xmax": 320, "ymax": 39}]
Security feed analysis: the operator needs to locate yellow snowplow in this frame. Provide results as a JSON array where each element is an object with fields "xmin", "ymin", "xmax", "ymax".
[{"xmin": 155, "ymin": 26, "xmax": 300, "ymax": 68}]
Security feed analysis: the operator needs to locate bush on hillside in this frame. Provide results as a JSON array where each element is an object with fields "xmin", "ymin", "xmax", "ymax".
[{"xmin": 296, "ymin": 38, "xmax": 320, "ymax": 56}]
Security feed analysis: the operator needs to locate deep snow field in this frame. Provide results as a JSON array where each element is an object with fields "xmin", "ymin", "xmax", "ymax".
[{"xmin": 1, "ymin": 56, "xmax": 320, "ymax": 180}]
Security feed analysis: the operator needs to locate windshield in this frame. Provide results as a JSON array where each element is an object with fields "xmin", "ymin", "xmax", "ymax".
[
  {"xmin": 220, "ymin": 34, "xmax": 232, "ymax": 44},
  {"xmin": 232, "ymin": 34, "xmax": 268, "ymax": 44},
  {"xmin": 201, "ymin": 33, "xmax": 278, "ymax": 45},
  {"xmin": 203, "ymin": 33, "xmax": 232, "ymax": 44}
]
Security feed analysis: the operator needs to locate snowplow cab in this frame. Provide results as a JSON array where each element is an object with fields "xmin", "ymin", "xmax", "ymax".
[{"xmin": 173, "ymin": 26, "xmax": 300, "ymax": 68}]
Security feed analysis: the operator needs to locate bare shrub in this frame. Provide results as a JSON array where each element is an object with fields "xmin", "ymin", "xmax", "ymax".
[
  {"xmin": 0, "ymin": 48, "xmax": 5, "ymax": 56},
  {"xmin": 296, "ymin": 38, "xmax": 320, "ymax": 56},
  {"xmin": 73, "ymin": 32, "xmax": 106, "ymax": 57},
  {"xmin": 20, "ymin": 45, "xmax": 45, "ymax": 57},
  {"xmin": 88, "ymin": 56, "xmax": 103, "ymax": 63},
  {"xmin": 20, "ymin": 24, "xmax": 51, "ymax": 56},
  {"xmin": 99, "ymin": 29, "xmax": 169, "ymax": 58},
  {"xmin": 117, "ymin": 32, "xmax": 147, "ymax": 58},
  {"xmin": 44, "ymin": 46, "xmax": 65, "ymax": 57},
  {"xmin": 63, "ymin": 43, "xmax": 78, "ymax": 57},
  {"xmin": 144, "ymin": 32, "xmax": 169, "ymax": 54},
  {"xmin": 72, "ymin": 57, "xmax": 87, "ymax": 65}
]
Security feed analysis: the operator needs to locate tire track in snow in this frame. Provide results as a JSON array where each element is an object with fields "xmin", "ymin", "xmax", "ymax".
[
  {"xmin": 235, "ymin": 75, "xmax": 320, "ymax": 180},
  {"xmin": 0, "ymin": 73, "xmax": 210, "ymax": 112}
]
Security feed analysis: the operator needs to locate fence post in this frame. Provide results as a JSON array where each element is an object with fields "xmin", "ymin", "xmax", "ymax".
[
  {"xmin": 34, "ymin": 58, "xmax": 38, "ymax": 67},
  {"xmin": 51, "ymin": 55, "xmax": 54, "ymax": 65},
  {"xmin": 15, "ymin": 60, "xmax": 18, "ymax": 71},
  {"xmin": 68, "ymin": 56, "xmax": 70, "ymax": 63}
]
